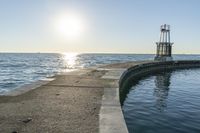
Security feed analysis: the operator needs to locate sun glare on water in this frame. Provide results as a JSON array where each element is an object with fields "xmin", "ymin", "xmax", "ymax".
[
  {"xmin": 63, "ymin": 53, "xmax": 78, "ymax": 71},
  {"xmin": 56, "ymin": 13, "xmax": 85, "ymax": 40}
]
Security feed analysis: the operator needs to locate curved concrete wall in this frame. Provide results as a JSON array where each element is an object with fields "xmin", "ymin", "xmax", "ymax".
[{"xmin": 119, "ymin": 60, "xmax": 200, "ymax": 104}]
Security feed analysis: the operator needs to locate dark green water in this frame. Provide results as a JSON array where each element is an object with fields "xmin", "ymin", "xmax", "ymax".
[{"xmin": 123, "ymin": 69, "xmax": 200, "ymax": 133}]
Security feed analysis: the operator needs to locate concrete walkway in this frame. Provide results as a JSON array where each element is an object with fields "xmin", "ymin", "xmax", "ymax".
[
  {"xmin": 99, "ymin": 68, "xmax": 128, "ymax": 133},
  {"xmin": 0, "ymin": 62, "xmax": 144, "ymax": 133}
]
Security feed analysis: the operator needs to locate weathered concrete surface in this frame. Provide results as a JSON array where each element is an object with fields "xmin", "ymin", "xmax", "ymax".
[
  {"xmin": 100, "ymin": 68, "xmax": 128, "ymax": 133},
  {"xmin": 3, "ymin": 60, "xmax": 192, "ymax": 133},
  {"xmin": 0, "ymin": 70, "xmax": 105, "ymax": 133}
]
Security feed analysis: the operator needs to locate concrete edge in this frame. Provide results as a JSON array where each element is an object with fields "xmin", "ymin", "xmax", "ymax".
[
  {"xmin": 99, "ymin": 69, "xmax": 128, "ymax": 133},
  {"xmin": 99, "ymin": 87, "xmax": 128, "ymax": 133},
  {"xmin": 99, "ymin": 60, "xmax": 200, "ymax": 133},
  {"xmin": 119, "ymin": 60, "xmax": 200, "ymax": 90}
]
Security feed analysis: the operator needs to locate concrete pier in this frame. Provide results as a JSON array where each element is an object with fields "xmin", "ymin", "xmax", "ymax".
[
  {"xmin": 1, "ymin": 60, "xmax": 200, "ymax": 133},
  {"xmin": 0, "ymin": 69, "xmax": 104, "ymax": 133},
  {"xmin": 0, "ymin": 65, "xmax": 130, "ymax": 133}
]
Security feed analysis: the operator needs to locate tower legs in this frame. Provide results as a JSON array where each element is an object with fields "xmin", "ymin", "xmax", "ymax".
[{"xmin": 154, "ymin": 24, "xmax": 173, "ymax": 61}]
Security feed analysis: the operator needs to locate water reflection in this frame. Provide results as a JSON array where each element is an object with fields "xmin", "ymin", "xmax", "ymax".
[
  {"xmin": 123, "ymin": 69, "xmax": 200, "ymax": 133},
  {"xmin": 63, "ymin": 53, "xmax": 78, "ymax": 71},
  {"xmin": 154, "ymin": 72, "xmax": 171, "ymax": 111}
]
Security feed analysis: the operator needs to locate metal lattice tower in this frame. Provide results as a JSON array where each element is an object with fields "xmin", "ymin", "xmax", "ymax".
[{"xmin": 154, "ymin": 24, "xmax": 173, "ymax": 61}]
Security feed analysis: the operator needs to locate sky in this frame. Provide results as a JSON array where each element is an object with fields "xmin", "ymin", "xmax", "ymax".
[{"xmin": 0, "ymin": 0, "xmax": 200, "ymax": 54}]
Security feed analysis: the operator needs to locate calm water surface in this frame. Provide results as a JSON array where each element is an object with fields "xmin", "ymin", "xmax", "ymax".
[{"xmin": 123, "ymin": 69, "xmax": 200, "ymax": 133}]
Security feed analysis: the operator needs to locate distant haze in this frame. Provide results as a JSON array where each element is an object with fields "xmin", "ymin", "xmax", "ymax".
[{"xmin": 0, "ymin": 0, "xmax": 200, "ymax": 54}]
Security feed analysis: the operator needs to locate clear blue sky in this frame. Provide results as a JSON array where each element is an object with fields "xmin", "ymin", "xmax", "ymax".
[{"xmin": 0, "ymin": 0, "xmax": 200, "ymax": 54}]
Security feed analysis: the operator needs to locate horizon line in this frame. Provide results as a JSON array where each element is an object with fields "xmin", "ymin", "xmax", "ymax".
[{"xmin": 0, "ymin": 52, "xmax": 200, "ymax": 55}]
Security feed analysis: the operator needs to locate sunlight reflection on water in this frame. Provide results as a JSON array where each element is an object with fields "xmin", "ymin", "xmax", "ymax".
[{"xmin": 63, "ymin": 52, "xmax": 78, "ymax": 72}]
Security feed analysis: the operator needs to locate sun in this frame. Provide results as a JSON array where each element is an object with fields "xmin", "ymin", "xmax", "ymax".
[{"xmin": 56, "ymin": 13, "xmax": 84, "ymax": 39}]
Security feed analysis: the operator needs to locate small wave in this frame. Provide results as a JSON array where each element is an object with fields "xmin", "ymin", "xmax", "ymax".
[
  {"xmin": 0, "ymin": 88, "xmax": 9, "ymax": 95},
  {"xmin": 40, "ymin": 78, "xmax": 55, "ymax": 81},
  {"xmin": 1, "ymin": 64, "xmax": 28, "ymax": 68},
  {"xmin": 2, "ymin": 82, "xmax": 16, "ymax": 88}
]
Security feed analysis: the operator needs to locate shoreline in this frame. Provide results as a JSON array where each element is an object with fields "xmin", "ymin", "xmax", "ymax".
[
  {"xmin": 0, "ymin": 68, "xmax": 106, "ymax": 133},
  {"xmin": 3, "ymin": 79, "xmax": 54, "ymax": 96},
  {"xmin": 0, "ymin": 69, "xmax": 85, "ymax": 97}
]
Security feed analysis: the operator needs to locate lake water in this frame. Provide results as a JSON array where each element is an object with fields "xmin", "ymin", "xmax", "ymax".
[
  {"xmin": 0, "ymin": 53, "xmax": 153, "ymax": 94},
  {"xmin": 0, "ymin": 53, "xmax": 199, "ymax": 94},
  {"xmin": 123, "ymin": 69, "xmax": 200, "ymax": 133}
]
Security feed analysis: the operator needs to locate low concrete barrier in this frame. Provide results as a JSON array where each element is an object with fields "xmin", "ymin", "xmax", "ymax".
[{"xmin": 119, "ymin": 60, "xmax": 200, "ymax": 104}]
